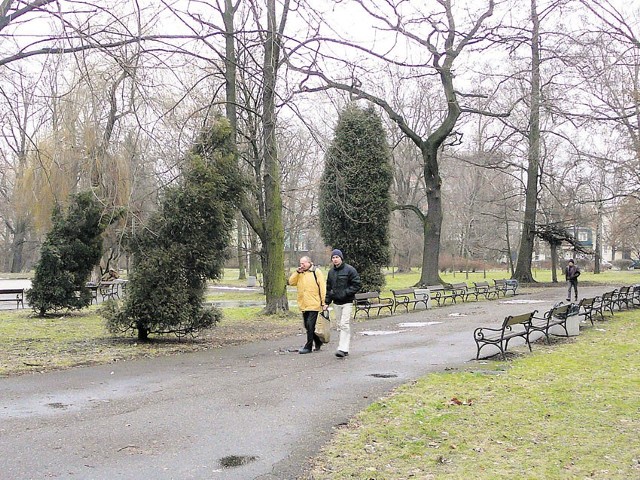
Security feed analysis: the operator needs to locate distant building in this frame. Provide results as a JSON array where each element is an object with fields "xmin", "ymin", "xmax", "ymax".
[{"xmin": 572, "ymin": 226, "xmax": 593, "ymax": 249}]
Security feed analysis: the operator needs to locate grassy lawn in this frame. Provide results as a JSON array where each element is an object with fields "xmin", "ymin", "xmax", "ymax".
[
  {"xmin": 381, "ymin": 268, "xmax": 639, "ymax": 295},
  {"xmin": 212, "ymin": 268, "xmax": 627, "ymax": 304},
  {"xmin": 309, "ymin": 311, "xmax": 640, "ymax": 479},
  {"xmin": 0, "ymin": 305, "xmax": 302, "ymax": 377}
]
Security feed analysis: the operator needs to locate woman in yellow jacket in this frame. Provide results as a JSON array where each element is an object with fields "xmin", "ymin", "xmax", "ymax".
[{"xmin": 288, "ymin": 256, "xmax": 327, "ymax": 354}]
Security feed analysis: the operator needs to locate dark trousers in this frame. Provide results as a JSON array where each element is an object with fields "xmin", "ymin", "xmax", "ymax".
[
  {"xmin": 567, "ymin": 280, "xmax": 578, "ymax": 300},
  {"xmin": 302, "ymin": 311, "xmax": 322, "ymax": 350}
]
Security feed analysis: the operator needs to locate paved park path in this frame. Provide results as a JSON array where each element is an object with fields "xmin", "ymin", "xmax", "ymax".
[{"xmin": 0, "ymin": 285, "xmax": 607, "ymax": 479}]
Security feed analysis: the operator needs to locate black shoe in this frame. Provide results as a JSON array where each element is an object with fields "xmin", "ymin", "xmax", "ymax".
[
  {"xmin": 313, "ymin": 345, "xmax": 322, "ymax": 351},
  {"xmin": 335, "ymin": 350, "xmax": 349, "ymax": 358},
  {"xmin": 299, "ymin": 348, "xmax": 312, "ymax": 354},
  {"xmin": 566, "ymin": 298, "xmax": 571, "ymax": 302}
]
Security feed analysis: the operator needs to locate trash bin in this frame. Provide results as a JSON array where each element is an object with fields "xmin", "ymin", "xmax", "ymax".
[
  {"xmin": 414, "ymin": 288, "xmax": 431, "ymax": 309},
  {"xmin": 247, "ymin": 276, "xmax": 257, "ymax": 287},
  {"xmin": 549, "ymin": 313, "xmax": 580, "ymax": 336}
]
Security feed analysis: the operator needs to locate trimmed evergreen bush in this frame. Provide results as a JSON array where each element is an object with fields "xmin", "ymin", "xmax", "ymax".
[
  {"xmin": 319, "ymin": 104, "xmax": 393, "ymax": 292},
  {"xmin": 27, "ymin": 192, "xmax": 105, "ymax": 316},
  {"xmin": 103, "ymin": 117, "xmax": 243, "ymax": 340}
]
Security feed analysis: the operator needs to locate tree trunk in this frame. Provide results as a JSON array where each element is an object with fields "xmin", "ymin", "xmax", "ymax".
[
  {"xmin": 9, "ymin": 217, "xmax": 27, "ymax": 273},
  {"xmin": 550, "ymin": 243, "xmax": 558, "ymax": 283},
  {"xmin": 514, "ymin": 0, "xmax": 541, "ymax": 284},
  {"xmin": 504, "ymin": 203, "xmax": 515, "ymax": 276},
  {"xmin": 249, "ymin": 229, "xmax": 258, "ymax": 277},
  {"xmin": 395, "ymin": 210, "xmax": 413, "ymax": 272},
  {"xmin": 594, "ymin": 200, "xmax": 603, "ymax": 274},
  {"xmin": 260, "ymin": 0, "xmax": 288, "ymax": 313},
  {"xmin": 136, "ymin": 321, "xmax": 149, "ymax": 341},
  {"xmin": 223, "ymin": 0, "xmax": 238, "ymax": 138},
  {"xmin": 396, "ymin": 252, "xmax": 411, "ymax": 273},
  {"xmin": 417, "ymin": 143, "xmax": 445, "ymax": 286},
  {"xmin": 222, "ymin": 1, "xmax": 246, "ymax": 282},
  {"xmin": 236, "ymin": 213, "xmax": 246, "ymax": 280}
]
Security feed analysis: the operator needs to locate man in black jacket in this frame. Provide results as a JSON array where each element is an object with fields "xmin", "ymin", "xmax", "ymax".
[
  {"xmin": 564, "ymin": 258, "xmax": 580, "ymax": 302},
  {"xmin": 324, "ymin": 249, "xmax": 362, "ymax": 358}
]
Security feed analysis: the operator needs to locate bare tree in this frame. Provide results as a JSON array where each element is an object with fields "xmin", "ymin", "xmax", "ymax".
[
  {"xmin": 207, "ymin": 0, "xmax": 292, "ymax": 312},
  {"xmin": 292, "ymin": 0, "xmax": 499, "ymax": 286}
]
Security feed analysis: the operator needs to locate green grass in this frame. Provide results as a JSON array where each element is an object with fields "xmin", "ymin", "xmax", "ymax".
[
  {"xmin": 380, "ymin": 268, "xmax": 638, "ymax": 295},
  {"xmin": 309, "ymin": 312, "xmax": 640, "ymax": 479}
]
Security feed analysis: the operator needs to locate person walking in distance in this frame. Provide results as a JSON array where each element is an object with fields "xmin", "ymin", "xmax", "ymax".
[
  {"xmin": 324, "ymin": 249, "xmax": 362, "ymax": 358},
  {"xmin": 564, "ymin": 258, "xmax": 580, "ymax": 302},
  {"xmin": 289, "ymin": 256, "xmax": 326, "ymax": 354}
]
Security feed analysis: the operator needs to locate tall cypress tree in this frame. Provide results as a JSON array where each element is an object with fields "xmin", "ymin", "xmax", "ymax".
[{"xmin": 319, "ymin": 103, "xmax": 393, "ymax": 291}]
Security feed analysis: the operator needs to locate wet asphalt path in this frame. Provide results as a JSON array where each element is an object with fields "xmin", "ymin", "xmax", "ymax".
[{"xmin": 0, "ymin": 285, "xmax": 607, "ymax": 479}]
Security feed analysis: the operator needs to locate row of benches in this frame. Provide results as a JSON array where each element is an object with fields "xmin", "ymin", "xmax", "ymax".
[
  {"xmin": 353, "ymin": 279, "xmax": 519, "ymax": 318},
  {"xmin": 473, "ymin": 284, "xmax": 640, "ymax": 360},
  {"xmin": 0, "ymin": 280, "xmax": 129, "ymax": 310}
]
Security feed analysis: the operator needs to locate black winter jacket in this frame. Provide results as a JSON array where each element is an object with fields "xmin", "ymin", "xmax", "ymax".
[
  {"xmin": 565, "ymin": 264, "xmax": 580, "ymax": 282},
  {"xmin": 325, "ymin": 262, "xmax": 362, "ymax": 305}
]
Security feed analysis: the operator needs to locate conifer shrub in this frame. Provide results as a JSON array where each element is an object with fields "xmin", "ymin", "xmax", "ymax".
[
  {"xmin": 103, "ymin": 118, "xmax": 243, "ymax": 340},
  {"xmin": 27, "ymin": 192, "xmax": 105, "ymax": 316},
  {"xmin": 319, "ymin": 104, "xmax": 393, "ymax": 292}
]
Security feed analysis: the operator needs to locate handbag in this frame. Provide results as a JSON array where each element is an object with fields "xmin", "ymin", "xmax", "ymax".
[
  {"xmin": 315, "ymin": 309, "xmax": 331, "ymax": 344},
  {"xmin": 312, "ymin": 269, "xmax": 330, "ymax": 344}
]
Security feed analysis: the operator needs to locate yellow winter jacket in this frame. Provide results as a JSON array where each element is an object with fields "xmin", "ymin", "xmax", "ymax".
[{"xmin": 288, "ymin": 266, "xmax": 326, "ymax": 312}]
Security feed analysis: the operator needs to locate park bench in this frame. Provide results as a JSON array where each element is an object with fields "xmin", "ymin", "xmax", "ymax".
[
  {"xmin": 86, "ymin": 282, "xmax": 99, "ymax": 304},
  {"xmin": 391, "ymin": 288, "xmax": 430, "ymax": 313},
  {"xmin": 494, "ymin": 279, "xmax": 519, "ymax": 296},
  {"xmin": 576, "ymin": 297, "xmax": 597, "ymax": 326},
  {"xmin": 85, "ymin": 280, "xmax": 127, "ymax": 304},
  {"xmin": 425, "ymin": 284, "xmax": 456, "ymax": 306},
  {"xmin": 0, "ymin": 288, "xmax": 25, "ymax": 309},
  {"xmin": 98, "ymin": 281, "xmax": 119, "ymax": 301},
  {"xmin": 613, "ymin": 285, "xmax": 632, "ymax": 311},
  {"xmin": 473, "ymin": 310, "xmax": 537, "ymax": 360},
  {"xmin": 446, "ymin": 282, "xmax": 470, "ymax": 303},
  {"xmin": 471, "ymin": 281, "xmax": 499, "ymax": 300},
  {"xmin": 593, "ymin": 290, "xmax": 616, "ymax": 318},
  {"xmin": 353, "ymin": 292, "xmax": 394, "ymax": 318},
  {"xmin": 530, "ymin": 303, "xmax": 579, "ymax": 343}
]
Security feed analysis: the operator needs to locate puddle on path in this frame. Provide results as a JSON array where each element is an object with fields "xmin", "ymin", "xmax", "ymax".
[{"xmin": 219, "ymin": 455, "xmax": 258, "ymax": 468}]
